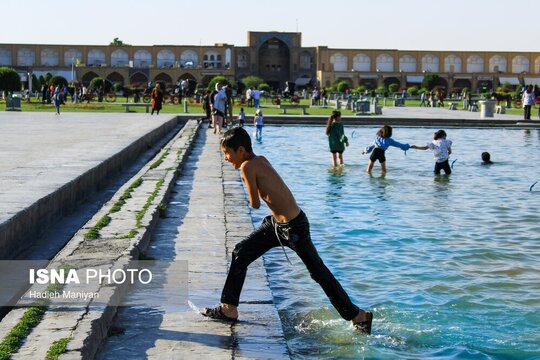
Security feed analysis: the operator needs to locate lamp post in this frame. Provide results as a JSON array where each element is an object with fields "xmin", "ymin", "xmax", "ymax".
[
  {"xmin": 27, "ymin": 69, "xmax": 32, "ymax": 103},
  {"xmin": 71, "ymin": 57, "xmax": 75, "ymax": 81}
]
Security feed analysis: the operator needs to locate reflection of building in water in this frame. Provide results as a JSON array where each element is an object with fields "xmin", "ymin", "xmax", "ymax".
[{"xmin": 2, "ymin": 31, "xmax": 540, "ymax": 92}]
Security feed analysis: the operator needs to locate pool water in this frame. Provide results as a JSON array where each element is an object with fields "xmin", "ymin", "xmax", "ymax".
[{"xmin": 248, "ymin": 126, "xmax": 540, "ymax": 359}]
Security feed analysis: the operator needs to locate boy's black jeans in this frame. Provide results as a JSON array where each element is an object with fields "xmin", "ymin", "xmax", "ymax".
[{"xmin": 221, "ymin": 210, "xmax": 360, "ymax": 321}]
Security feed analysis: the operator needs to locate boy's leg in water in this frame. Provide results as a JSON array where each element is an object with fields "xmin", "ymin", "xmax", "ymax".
[
  {"xmin": 331, "ymin": 152, "xmax": 338, "ymax": 167},
  {"xmin": 366, "ymin": 160, "xmax": 375, "ymax": 173},
  {"xmin": 434, "ymin": 162, "xmax": 442, "ymax": 175},
  {"xmin": 283, "ymin": 213, "xmax": 362, "ymax": 321},
  {"xmin": 220, "ymin": 216, "xmax": 279, "ymax": 308},
  {"xmin": 380, "ymin": 161, "xmax": 387, "ymax": 173},
  {"xmin": 443, "ymin": 160, "xmax": 452, "ymax": 175}
]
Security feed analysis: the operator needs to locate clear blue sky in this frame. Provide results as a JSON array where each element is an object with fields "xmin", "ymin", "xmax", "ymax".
[{"xmin": 3, "ymin": 0, "xmax": 535, "ymax": 52}]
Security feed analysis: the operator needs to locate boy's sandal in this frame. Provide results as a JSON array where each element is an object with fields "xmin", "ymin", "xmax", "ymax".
[
  {"xmin": 201, "ymin": 306, "xmax": 238, "ymax": 323},
  {"xmin": 353, "ymin": 311, "xmax": 373, "ymax": 335}
]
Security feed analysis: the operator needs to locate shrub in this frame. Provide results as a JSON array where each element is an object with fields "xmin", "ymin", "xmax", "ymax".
[
  {"xmin": 241, "ymin": 75, "xmax": 264, "ymax": 90},
  {"xmin": 388, "ymin": 83, "xmax": 399, "ymax": 94},
  {"xmin": 336, "ymin": 81, "xmax": 350, "ymax": 93},
  {"xmin": 112, "ymin": 82, "xmax": 124, "ymax": 92},
  {"xmin": 0, "ymin": 67, "xmax": 21, "ymax": 92},
  {"xmin": 422, "ymin": 74, "xmax": 440, "ymax": 91},
  {"xmin": 89, "ymin": 77, "xmax": 104, "ymax": 91},
  {"xmin": 207, "ymin": 76, "xmax": 230, "ymax": 91},
  {"xmin": 376, "ymin": 86, "xmax": 387, "ymax": 95},
  {"xmin": 258, "ymin": 83, "xmax": 271, "ymax": 92},
  {"xmin": 355, "ymin": 85, "xmax": 367, "ymax": 94},
  {"xmin": 407, "ymin": 86, "xmax": 419, "ymax": 96}
]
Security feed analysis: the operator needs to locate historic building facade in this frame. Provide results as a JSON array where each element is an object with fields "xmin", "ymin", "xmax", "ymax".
[{"xmin": 1, "ymin": 31, "xmax": 540, "ymax": 91}]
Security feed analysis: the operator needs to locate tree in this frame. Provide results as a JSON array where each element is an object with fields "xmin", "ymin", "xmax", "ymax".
[
  {"xmin": 109, "ymin": 37, "xmax": 129, "ymax": 46},
  {"xmin": 336, "ymin": 80, "xmax": 350, "ymax": 93},
  {"xmin": 31, "ymin": 74, "xmax": 41, "ymax": 91},
  {"xmin": 355, "ymin": 85, "xmax": 367, "ymax": 94},
  {"xmin": 0, "ymin": 67, "xmax": 21, "ymax": 93},
  {"xmin": 49, "ymin": 75, "xmax": 68, "ymax": 88},
  {"xmin": 422, "ymin": 74, "xmax": 440, "ymax": 91},
  {"xmin": 241, "ymin": 75, "xmax": 264, "ymax": 90},
  {"xmin": 89, "ymin": 77, "xmax": 105, "ymax": 93},
  {"xmin": 207, "ymin": 76, "xmax": 230, "ymax": 91}
]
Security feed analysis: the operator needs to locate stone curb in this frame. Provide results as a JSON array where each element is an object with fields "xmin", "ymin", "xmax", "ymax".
[
  {"xmin": 61, "ymin": 120, "xmax": 202, "ymax": 359},
  {"xmin": 0, "ymin": 119, "xmax": 201, "ymax": 359},
  {"xmin": 175, "ymin": 114, "xmax": 536, "ymax": 128}
]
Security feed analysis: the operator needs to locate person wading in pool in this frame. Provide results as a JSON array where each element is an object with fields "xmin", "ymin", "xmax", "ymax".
[{"xmin": 201, "ymin": 127, "xmax": 373, "ymax": 334}]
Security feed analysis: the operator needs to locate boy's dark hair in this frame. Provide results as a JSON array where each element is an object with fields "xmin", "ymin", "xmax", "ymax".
[
  {"xmin": 434, "ymin": 129, "xmax": 447, "ymax": 140},
  {"xmin": 377, "ymin": 125, "xmax": 392, "ymax": 138},
  {"xmin": 481, "ymin": 152, "xmax": 491, "ymax": 162},
  {"xmin": 221, "ymin": 127, "xmax": 253, "ymax": 153}
]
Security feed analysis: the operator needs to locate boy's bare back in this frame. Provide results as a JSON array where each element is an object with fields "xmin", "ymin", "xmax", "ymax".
[{"xmin": 241, "ymin": 155, "xmax": 300, "ymax": 223}]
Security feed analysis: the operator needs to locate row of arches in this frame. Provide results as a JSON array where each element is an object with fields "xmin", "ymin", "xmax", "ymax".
[
  {"xmin": 0, "ymin": 48, "xmax": 232, "ymax": 69},
  {"xmin": 329, "ymin": 53, "xmax": 540, "ymax": 74}
]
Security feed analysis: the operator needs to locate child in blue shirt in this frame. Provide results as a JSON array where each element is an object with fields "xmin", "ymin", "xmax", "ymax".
[
  {"xmin": 253, "ymin": 109, "xmax": 263, "ymax": 141},
  {"xmin": 362, "ymin": 125, "xmax": 411, "ymax": 173}
]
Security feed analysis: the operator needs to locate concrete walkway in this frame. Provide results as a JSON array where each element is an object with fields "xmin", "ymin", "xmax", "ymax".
[
  {"xmin": 96, "ymin": 127, "xmax": 289, "ymax": 359},
  {"xmin": 0, "ymin": 112, "xmax": 177, "ymax": 259}
]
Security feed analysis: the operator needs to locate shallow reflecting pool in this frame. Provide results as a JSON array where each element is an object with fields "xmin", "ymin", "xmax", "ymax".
[{"xmin": 248, "ymin": 125, "xmax": 540, "ymax": 359}]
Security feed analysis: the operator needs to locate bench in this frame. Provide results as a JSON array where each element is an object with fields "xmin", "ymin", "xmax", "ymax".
[
  {"xmin": 120, "ymin": 103, "xmax": 151, "ymax": 113},
  {"xmin": 278, "ymin": 104, "xmax": 309, "ymax": 115}
]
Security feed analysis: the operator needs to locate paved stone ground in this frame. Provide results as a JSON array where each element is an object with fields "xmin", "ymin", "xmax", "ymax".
[
  {"xmin": 96, "ymin": 126, "xmax": 289, "ymax": 359},
  {"xmin": 0, "ymin": 112, "xmax": 172, "ymax": 226},
  {"xmin": 370, "ymin": 105, "xmax": 524, "ymax": 120}
]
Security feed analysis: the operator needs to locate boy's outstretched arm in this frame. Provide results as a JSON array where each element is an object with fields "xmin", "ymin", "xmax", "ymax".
[
  {"xmin": 241, "ymin": 163, "xmax": 261, "ymax": 209},
  {"xmin": 411, "ymin": 145, "xmax": 428, "ymax": 150}
]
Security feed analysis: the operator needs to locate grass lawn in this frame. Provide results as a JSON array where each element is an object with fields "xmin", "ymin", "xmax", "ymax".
[
  {"xmin": 2, "ymin": 97, "xmax": 531, "ymax": 116},
  {"xmin": 1, "ymin": 98, "xmax": 355, "ymax": 116}
]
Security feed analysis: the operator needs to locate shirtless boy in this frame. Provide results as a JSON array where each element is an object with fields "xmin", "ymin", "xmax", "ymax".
[{"xmin": 201, "ymin": 127, "xmax": 373, "ymax": 334}]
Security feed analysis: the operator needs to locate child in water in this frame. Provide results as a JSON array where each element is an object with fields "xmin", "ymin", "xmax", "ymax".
[
  {"xmin": 326, "ymin": 110, "xmax": 349, "ymax": 167},
  {"xmin": 362, "ymin": 125, "xmax": 411, "ymax": 173},
  {"xmin": 411, "ymin": 129, "xmax": 453, "ymax": 174},
  {"xmin": 238, "ymin": 107, "xmax": 246, "ymax": 127},
  {"xmin": 254, "ymin": 108, "xmax": 263, "ymax": 141},
  {"xmin": 202, "ymin": 127, "xmax": 373, "ymax": 334},
  {"xmin": 481, "ymin": 152, "xmax": 493, "ymax": 165}
]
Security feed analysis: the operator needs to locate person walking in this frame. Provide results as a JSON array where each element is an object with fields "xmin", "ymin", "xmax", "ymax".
[
  {"xmin": 522, "ymin": 84, "xmax": 535, "ymax": 120},
  {"xmin": 151, "ymin": 83, "xmax": 163, "ymax": 115},
  {"xmin": 53, "ymin": 85, "xmax": 63, "ymax": 115}
]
